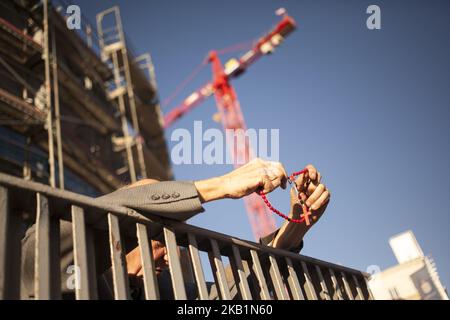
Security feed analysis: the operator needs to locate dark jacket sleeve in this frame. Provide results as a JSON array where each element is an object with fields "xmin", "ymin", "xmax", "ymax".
[
  {"xmin": 259, "ymin": 229, "xmax": 304, "ymax": 253},
  {"xmin": 95, "ymin": 180, "xmax": 205, "ymax": 222}
]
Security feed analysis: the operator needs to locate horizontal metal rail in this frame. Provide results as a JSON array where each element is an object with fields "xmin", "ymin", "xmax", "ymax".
[{"xmin": 0, "ymin": 173, "xmax": 372, "ymax": 300}]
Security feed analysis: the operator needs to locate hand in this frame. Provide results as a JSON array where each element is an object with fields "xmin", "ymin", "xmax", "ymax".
[
  {"xmin": 271, "ymin": 164, "xmax": 330, "ymax": 251},
  {"xmin": 195, "ymin": 158, "xmax": 288, "ymax": 202},
  {"xmin": 295, "ymin": 164, "xmax": 330, "ymax": 218},
  {"xmin": 126, "ymin": 240, "xmax": 168, "ymax": 277}
]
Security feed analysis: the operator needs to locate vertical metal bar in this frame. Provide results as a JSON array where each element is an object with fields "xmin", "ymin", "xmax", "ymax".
[
  {"xmin": 111, "ymin": 50, "xmax": 137, "ymax": 183},
  {"xmin": 115, "ymin": 6, "xmax": 125, "ymax": 43},
  {"xmin": 328, "ymin": 268, "xmax": 344, "ymax": 300},
  {"xmin": 243, "ymin": 259, "xmax": 261, "ymax": 299},
  {"xmin": 352, "ymin": 275, "xmax": 364, "ymax": 300},
  {"xmin": 365, "ymin": 278, "xmax": 375, "ymax": 300},
  {"xmin": 43, "ymin": 0, "xmax": 55, "ymax": 188},
  {"xmin": 0, "ymin": 186, "xmax": 8, "ymax": 299},
  {"xmin": 96, "ymin": 14, "xmax": 104, "ymax": 53},
  {"xmin": 136, "ymin": 223, "xmax": 159, "ymax": 300},
  {"xmin": 341, "ymin": 272, "xmax": 354, "ymax": 300},
  {"xmin": 187, "ymin": 233, "xmax": 208, "ymax": 300},
  {"xmin": 50, "ymin": 217, "xmax": 61, "ymax": 299},
  {"xmin": 315, "ymin": 265, "xmax": 331, "ymax": 300},
  {"xmin": 34, "ymin": 193, "xmax": 47, "ymax": 298},
  {"xmin": 268, "ymin": 255, "xmax": 289, "ymax": 300},
  {"xmin": 0, "ymin": 186, "xmax": 21, "ymax": 299},
  {"xmin": 136, "ymin": 53, "xmax": 158, "ymax": 89},
  {"xmin": 163, "ymin": 227, "xmax": 187, "ymax": 300},
  {"xmin": 209, "ymin": 239, "xmax": 231, "ymax": 300},
  {"xmin": 23, "ymin": 137, "xmax": 32, "ymax": 180},
  {"xmin": 51, "ymin": 19, "xmax": 64, "ymax": 190},
  {"xmin": 86, "ymin": 24, "xmax": 93, "ymax": 48},
  {"xmin": 121, "ymin": 46, "xmax": 147, "ymax": 179},
  {"xmin": 229, "ymin": 245, "xmax": 252, "ymax": 300},
  {"xmin": 35, "ymin": 193, "xmax": 60, "ymax": 299},
  {"xmin": 207, "ymin": 252, "xmax": 221, "ymax": 298},
  {"xmin": 285, "ymin": 257, "xmax": 304, "ymax": 300},
  {"xmin": 250, "ymin": 250, "xmax": 270, "ymax": 300},
  {"xmin": 85, "ymin": 226, "xmax": 97, "ymax": 298},
  {"xmin": 300, "ymin": 261, "xmax": 318, "ymax": 300},
  {"xmin": 71, "ymin": 205, "xmax": 97, "ymax": 299},
  {"xmin": 179, "ymin": 248, "xmax": 195, "ymax": 284},
  {"xmin": 108, "ymin": 5, "xmax": 146, "ymax": 179},
  {"xmin": 107, "ymin": 213, "xmax": 130, "ymax": 300},
  {"xmin": 226, "ymin": 254, "xmax": 241, "ymax": 299}
]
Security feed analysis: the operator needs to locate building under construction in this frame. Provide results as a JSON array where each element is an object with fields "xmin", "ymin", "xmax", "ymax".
[{"xmin": 0, "ymin": 0, "xmax": 172, "ymax": 196}]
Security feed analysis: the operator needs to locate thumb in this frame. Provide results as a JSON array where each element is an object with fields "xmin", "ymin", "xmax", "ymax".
[
  {"xmin": 289, "ymin": 187, "xmax": 298, "ymax": 203},
  {"xmin": 289, "ymin": 187, "xmax": 302, "ymax": 219}
]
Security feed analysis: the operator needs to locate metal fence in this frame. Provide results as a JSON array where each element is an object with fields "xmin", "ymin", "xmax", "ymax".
[{"xmin": 0, "ymin": 173, "xmax": 373, "ymax": 300}]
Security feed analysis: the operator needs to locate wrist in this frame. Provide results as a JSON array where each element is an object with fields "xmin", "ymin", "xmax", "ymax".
[{"xmin": 194, "ymin": 176, "xmax": 227, "ymax": 203}]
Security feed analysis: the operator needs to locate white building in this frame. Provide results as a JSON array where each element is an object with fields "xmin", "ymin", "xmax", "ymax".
[{"xmin": 368, "ymin": 231, "xmax": 448, "ymax": 300}]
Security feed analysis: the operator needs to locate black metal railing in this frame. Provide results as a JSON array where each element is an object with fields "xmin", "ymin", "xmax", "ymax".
[{"xmin": 0, "ymin": 173, "xmax": 373, "ymax": 300}]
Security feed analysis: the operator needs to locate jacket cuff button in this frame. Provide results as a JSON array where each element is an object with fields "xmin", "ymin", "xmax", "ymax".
[
  {"xmin": 162, "ymin": 193, "xmax": 170, "ymax": 200},
  {"xmin": 172, "ymin": 192, "xmax": 180, "ymax": 199},
  {"xmin": 151, "ymin": 194, "xmax": 160, "ymax": 200}
]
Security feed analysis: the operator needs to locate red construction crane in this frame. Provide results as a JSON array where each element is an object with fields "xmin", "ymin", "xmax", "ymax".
[{"xmin": 163, "ymin": 10, "xmax": 297, "ymax": 240}]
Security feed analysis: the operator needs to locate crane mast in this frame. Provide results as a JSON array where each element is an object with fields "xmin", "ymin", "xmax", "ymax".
[{"xmin": 164, "ymin": 12, "xmax": 297, "ymax": 239}]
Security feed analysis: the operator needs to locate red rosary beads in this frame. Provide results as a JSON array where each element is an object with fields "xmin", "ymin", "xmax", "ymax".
[{"xmin": 258, "ymin": 169, "xmax": 313, "ymax": 225}]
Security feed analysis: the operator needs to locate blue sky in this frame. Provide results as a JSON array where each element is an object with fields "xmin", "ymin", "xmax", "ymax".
[{"xmin": 72, "ymin": 0, "xmax": 450, "ymax": 288}]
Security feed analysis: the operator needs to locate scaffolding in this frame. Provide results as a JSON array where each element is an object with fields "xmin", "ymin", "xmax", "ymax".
[
  {"xmin": 0, "ymin": 0, "xmax": 171, "ymax": 195},
  {"xmin": 96, "ymin": 6, "xmax": 147, "ymax": 183}
]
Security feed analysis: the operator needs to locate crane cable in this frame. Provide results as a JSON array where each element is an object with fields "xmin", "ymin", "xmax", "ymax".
[
  {"xmin": 162, "ymin": 60, "xmax": 207, "ymax": 108},
  {"xmin": 161, "ymin": 40, "xmax": 254, "ymax": 109}
]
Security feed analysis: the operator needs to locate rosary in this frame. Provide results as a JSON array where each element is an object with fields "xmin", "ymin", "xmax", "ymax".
[{"xmin": 258, "ymin": 169, "xmax": 314, "ymax": 225}]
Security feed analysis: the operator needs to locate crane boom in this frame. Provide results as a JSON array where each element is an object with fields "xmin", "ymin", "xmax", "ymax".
[{"xmin": 163, "ymin": 12, "xmax": 297, "ymax": 239}]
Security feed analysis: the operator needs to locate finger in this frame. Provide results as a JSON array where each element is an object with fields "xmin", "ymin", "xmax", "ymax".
[
  {"xmin": 289, "ymin": 187, "xmax": 296, "ymax": 201},
  {"xmin": 289, "ymin": 187, "xmax": 300, "ymax": 203},
  {"xmin": 294, "ymin": 172, "xmax": 307, "ymax": 191},
  {"xmin": 305, "ymin": 171, "xmax": 322, "ymax": 195},
  {"xmin": 299, "ymin": 192, "xmax": 307, "ymax": 202},
  {"xmin": 264, "ymin": 166, "xmax": 279, "ymax": 181},
  {"xmin": 289, "ymin": 188, "xmax": 303, "ymax": 217},
  {"xmin": 307, "ymin": 182, "xmax": 318, "ymax": 195},
  {"xmin": 305, "ymin": 164, "xmax": 317, "ymax": 181},
  {"xmin": 264, "ymin": 164, "xmax": 284, "ymax": 189},
  {"xmin": 311, "ymin": 190, "xmax": 330, "ymax": 211},
  {"xmin": 263, "ymin": 180, "xmax": 276, "ymax": 194},
  {"xmin": 305, "ymin": 183, "xmax": 325, "ymax": 207},
  {"xmin": 295, "ymin": 169, "xmax": 315, "ymax": 193},
  {"xmin": 270, "ymin": 176, "xmax": 284, "ymax": 192},
  {"xmin": 306, "ymin": 171, "xmax": 321, "ymax": 194},
  {"xmin": 260, "ymin": 174, "xmax": 276, "ymax": 193},
  {"xmin": 269, "ymin": 162, "xmax": 288, "ymax": 189}
]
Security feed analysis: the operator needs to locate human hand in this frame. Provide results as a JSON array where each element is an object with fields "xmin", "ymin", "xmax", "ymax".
[
  {"xmin": 293, "ymin": 164, "xmax": 330, "ymax": 219},
  {"xmin": 271, "ymin": 164, "xmax": 330, "ymax": 251},
  {"xmin": 126, "ymin": 240, "xmax": 168, "ymax": 277},
  {"xmin": 195, "ymin": 158, "xmax": 289, "ymax": 202}
]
